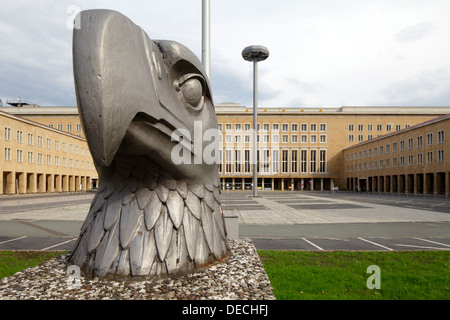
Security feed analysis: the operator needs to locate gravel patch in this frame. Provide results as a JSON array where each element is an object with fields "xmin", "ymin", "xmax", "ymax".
[{"xmin": 0, "ymin": 238, "xmax": 275, "ymax": 300}]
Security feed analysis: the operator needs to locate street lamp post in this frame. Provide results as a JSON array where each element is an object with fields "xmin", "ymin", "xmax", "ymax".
[{"xmin": 242, "ymin": 45, "xmax": 269, "ymax": 197}]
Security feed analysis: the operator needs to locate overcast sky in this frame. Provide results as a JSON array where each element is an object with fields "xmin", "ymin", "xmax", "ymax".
[{"xmin": 1, "ymin": 0, "xmax": 449, "ymax": 108}]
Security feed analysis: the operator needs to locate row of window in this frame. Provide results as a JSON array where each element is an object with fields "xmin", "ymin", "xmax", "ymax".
[
  {"xmin": 4, "ymin": 127, "xmax": 89, "ymax": 155},
  {"xmin": 347, "ymin": 150, "xmax": 446, "ymax": 172},
  {"xmin": 221, "ymin": 134, "xmax": 327, "ymax": 144},
  {"xmin": 347, "ymin": 131, "xmax": 445, "ymax": 161},
  {"xmin": 218, "ymin": 149, "xmax": 327, "ymax": 174},
  {"xmin": 48, "ymin": 123, "xmax": 82, "ymax": 132},
  {"xmin": 348, "ymin": 124, "xmax": 410, "ymax": 132},
  {"xmin": 3, "ymin": 148, "xmax": 94, "ymax": 170},
  {"xmin": 219, "ymin": 123, "xmax": 327, "ymax": 133}
]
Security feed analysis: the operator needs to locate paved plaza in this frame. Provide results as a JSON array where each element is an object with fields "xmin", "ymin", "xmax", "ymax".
[{"xmin": 0, "ymin": 191, "xmax": 449, "ymax": 251}]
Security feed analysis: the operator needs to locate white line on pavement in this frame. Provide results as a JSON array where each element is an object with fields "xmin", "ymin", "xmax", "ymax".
[
  {"xmin": 394, "ymin": 244, "xmax": 450, "ymax": 250},
  {"xmin": 358, "ymin": 237, "xmax": 394, "ymax": 251},
  {"xmin": 302, "ymin": 238, "xmax": 324, "ymax": 251},
  {"xmin": 0, "ymin": 236, "xmax": 28, "ymax": 245},
  {"xmin": 413, "ymin": 237, "xmax": 450, "ymax": 248},
  {"xmin": 41, "ymin": 238, "xmax": 77, "ymax": 251}
]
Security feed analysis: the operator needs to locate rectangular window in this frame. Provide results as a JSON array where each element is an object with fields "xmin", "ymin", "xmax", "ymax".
[
  {"xmin": 233, "ymin": 135, "xmax": 241, "ymax": 144},
  {"xmin": 4, "ymin": 147, "xmax": 11, "ymax": 161},
  {"xmin": 291, "ymin": 150, "xmax": 298, "ymax": 173},
  {"xmin": 291, "ymin": 134, "xmax": 298, "ymax": 143},
  {"xmin": 438, "ymin": 130, "xmax": 444, "ymax": 144},
  {"xmin": 27, "ymin": 133, "xmax": 34, "ymax": 145},
  {"xmin": 272, "ymin": 149, "xmax": 279, "ymax": 173},
  {"xmin": 244, "ymin": 124, "xmax": 251, "ymax": 132},
  {"xmin": 417, "ymin": 153, "xmax": 423, "ymax": 165},
  {"xmin": 427, "ymin": 133, "xmax": 433, "ymax": 145},
  {"xmin": 244, "ymin": 150, "xmax": 250, "ymax": 173},
  {"xmin": 282, "ymin": 150, "xmax": 289, "ymax": 173},
  {"xmin": 319, "ymin": 150, "xmax": 326, "ymax": 173},
  {"xmin": 235, "ymin": 124, "xmax": 241, "ymax": 132},
  {"xmin": 310, "ymin": 124, "xmax": 317, "ymax": 132},
  {"xmin": 427, "ymin": 152, "xmax": 433, "ymax": 164},
  {"xmin": 272, "ymin": 124, "xmax": 279, "ymax": 132},
  {"xmin": 301, "ymin": 150, "xmax": 307, "ymax": 173},
  {"xmin": 4, "ymin": 127, "xmax": 11, "ymax": 141},
  {"xmin": 225, "ymin": 150, "xmax": 232, "ymax": 173},
  {"xmin": 438, "ymin": 150, "xmax": 445, "ymax": 163},
  {"xmin": 310, "ymin": 150, "xmax": 317, "ymax": 173},
  {"xmin": 291, "ymin": 124, "xmax": 298, "ymax": 132},
  {"xmin": 348, "ymin": 124, "xmax": 354, "ymax": 131},
  {"xmin": 301, "ymin": 123, "xmax": 308, "ymax": 132},
  {"xmin": 235, "ymin": 150, "xmax": 241, "ymax": 173},
  {"xmin": 408, "ymin": 138, "xmax": 413, "ymax": 149},
  {"xmin": 282, "ymin": 124, "xmax": 289, "ymax": 132},
  {"xmin": 263, "ymin": 150, "xmax": 270, "ymax": 173},
  {"xmin": 16, "ymin": 150, "xmax": 23, "ymax": 162},
  {"xmin": 348, "ymin": 135, "xmax": 354, "ymax": 142}
]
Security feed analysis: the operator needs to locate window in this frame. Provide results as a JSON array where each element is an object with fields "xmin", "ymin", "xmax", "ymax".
[
  {"xmin": 438, "ymin": 150, "xmax": 445, "ymax": 163},
  {"xmin": 235, "ymin": 124, "xmax": 241, "ymax": 132},
  {"xmin": 427, "ymin": 151, "xmax": 433, "ymax": 164},
  {"xmin": 310, "ymin": 150, "xmax": 317, "ymax": 173},
  {"xmin": 272, "ymin": 149, "xmax": 279, "ymax": 173},
  {"xmin": 47, "ymin": 138, "xmax": 52, "ymax": 149},
  {"xmin": 348, "ymin": 124, "xmax": 354, "ymax": 132},
  {"xmin": 393, "ymin": 142, "xmax": 397, "ymax": 153},
  {"xmin": 427, "ymin": 133, "xmax": 433, "ymax": 145},
  {"xmin": 225, "ymin": 135, "xmax": 232, "ymax": 144},
  {"xmin": 367, "ymin": 124, "xmax": 373, "ymax": 132},
  {"xmin": 400, "ymin": 140, "xmax": 405, "ymax": 151},
  {"xmin": 301, "ymin": 135, "xmax": 308, "ymax": 143},
  {"xmin": 16, "ymin": 130, "xmax": 23, "ymax": 143},
  {"xmin": 282, "ymin": 150, "xmax": 289, "ymax": 173},
  {"xmin": 4, "ymin": 127, "xmax": 11, "ymax": 141},
  {"xmin": 386, "ymin": 124, "xmax": 392, "ymax": 132},
  {"xmin": 320, "ymin": 135, "xmax": 327, "ymax": 143},
  {"xmin": 396, "ymin": 124, "xmax": 401, "ymax": 131},
  {"xmin": 417, "ymin": 136, "xmax": 423, "ymax": 148},
  {"xmin": 4, "ymin": 148, "xmax": 11, "ymax": 161},
  {"xmin": 272, "ymin": 134, "xmax": 279, "ymax": 144},
  {"xmin": 16, "ymin": 150, "xmax": 23, "ymax": 162},
  {"xmin": 320, "ymin": 124, "xmax": 326, "ymax": 132},
  {"xmin": 272, "ymin": 124, "xmax": 279, "ymax": 132},
  {"xmin": 377, "ymin": 124, "xmax": 382, "ymax": 132},
  {"xmin": 291, "ymin": 135, "xmax": 298, "ymax": 143},
  {"xmin": 310, "ymin": 124, "xmax": 317, "ymax": 132},
  {"xmin": 417, "ymin": 153, "xmax": 423, "ymax": 165},
  {"xmin": 235, "ymin": 150, "xmax": 241, "ymax": 173},
  {"xmin": 263, "ymin": 124, "xmax": 270, "ymax": 132},
  {"xmin": 438, "ymin": 130, "xmax": 444, "ymax": 144},
  {"xmin": 408, "ymin": 154, "xmax": 414, "ymax": 166},
  {"xmin": 244, "ymin": 150, "xmax": 250, "ymax": 173},
  {"xmin": 67, "ymin": 124, "xmax": 72, "ymax": 132},
  {"xmin": 235, "ymin": 135, "xmax": 241, "ymax": 144},
  {"xmin": 319, "ymin": 150, "xmax": 326, "ymax": 173},
  {"xmin": 380, "ymin": 146, "xmax": 384, "ymax": 155},
  {"xmin": 225, "ymin": 124, "xmax": 232, "ymax": 132},
  {"xmin": 282, "ymin": 135, "xmax": 289, "ymax": 143},
  {"xmin": 291, "ymin": 124, "xmax": 298, "ymax": 132},
  {"xmin": 27, "ymin": 133, "xmax": 34, "ymax": 145},
  {"xmin": 263, "ymin": 134, "xmax": 269, "ymax": 143},
  {"xmin": 408, "ymin": 138, "xmax": 413, "ymax": 149},
  {"xmin": 57, "ymin": 124, "xmax": 63, "ymax": 131},
  {"xmin": 400, "ymin": 156, "xmax": 405, "ymax": 167},
  {"xmin": 373, "ymin": 147, "xmax": 378, "ymax": 156},
  {"xmin": 358, "ymin": 135, "xmax": 363, "ymax": 142},
  {"xmin": 358, "ymin": 124, "xmax": 363, "ymax": 132},
  {"xmin": 282, "ymin": 124, "xmax": 289, "ymax": 132},
  {"xmin": 244, "ymin": 135, "xmax": 250, "ymax": 143},
  {"xmin": 348, "ymin": 135, "xmax": 354, "ymax": 142},
  {"xmin": 310, "ymin": 135, "xmax": 317, "ymax": 143},
  {"xmin": 244, "ymin": 124, "xmax": 251, "ymax": 132},
  {"xmin": 28, "ymin": 151, "xmax": 33, "ymax": 164},
  {"xmin": 38, "ymin": 153, "xmax": 43, "ymax": 165},
  {"xmin": 225, "ymin": 150, "xmax": 232, "ymax": 173},
  {"xmin": 301, "ymin": 123, "xmax": 308, "ymax": 132},
  {"xmin": 263, "ymin": 150, "xmax": 270, "ymax": 173},
  {"xmin": 367, "ymin": 135, "xmax": 373, "ymax": 140},
  {"xmin": 393, "ymin": 157, "xmax": 397, "ymax": 167},
  {"xmin": 76, "ymin": 124, "xmax": 82, "ymax": 132},
  {"xmin": 38, "ymin": 136, "xmax": 43, "ymax": 147},
  {"xmin": 55, "ymin": 141, "xmax": 60, "ymax": 151},
  {"xmin": 301, "ymin": 150, "xmax": 307, "ymax": 173},
  {"xmin": 386, "ymin": 144, "xmax": 390, "ymax": 154},
  {"xmin": 47, "ymin": 155, "xmax": 52, "ymax": 166},
  {"xmin": 385, "ymin": 158, "xmax": 390, "ymax": 168},
  {"xmin": 291, "ymin": 150, "xmax": 298, "ymax": 173}
]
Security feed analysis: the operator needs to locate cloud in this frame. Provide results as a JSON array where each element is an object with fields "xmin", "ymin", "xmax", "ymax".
[
  {"xmin": 372, "ymin": 66, "xmax": 450, "ymax": 106},
  {"xmin": 394, "ymin": 22, "xmax": 434, "ymax": 44}
]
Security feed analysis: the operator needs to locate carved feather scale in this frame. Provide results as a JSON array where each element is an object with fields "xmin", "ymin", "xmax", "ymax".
[{"xmin": 69, "ymin": 156, "xmax": 229, "ymax": 279}]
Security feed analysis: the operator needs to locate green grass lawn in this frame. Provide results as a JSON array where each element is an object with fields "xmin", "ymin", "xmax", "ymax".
[
  {"xmin": 258, "ymin": 250, "xmax": 450, "ymax": 300},
  {"xmin": 0, "ymin": 251, "xmax": 66, "ymax": 279}
]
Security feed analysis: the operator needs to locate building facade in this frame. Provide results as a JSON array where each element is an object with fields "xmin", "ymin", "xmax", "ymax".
[
  {"xmin": 1, "ymin": 104, "xmax": 449, "ymax": 194},
  {"xmin": 1, "ymin": 110, "xmax": 98, "ymax": 195},
  {"xmin": 216, "ymin": 104, "xmax": 450, "ymax": 191},
  {"xmin": 344, "ymin": 114, "xmax": 450, "ymax": 196}
]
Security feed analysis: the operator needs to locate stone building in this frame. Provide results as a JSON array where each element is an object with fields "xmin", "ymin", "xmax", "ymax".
[
  {"xmin": 1, "ymin": 109, "xmax": 98, "ymax": 195},
  {"xmin": 344, "ymin": 113, "xmax": 450, "ymax": 195}
]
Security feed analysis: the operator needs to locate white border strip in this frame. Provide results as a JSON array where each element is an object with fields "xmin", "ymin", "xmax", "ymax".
[
  {"xmin": 358, "ymin": 237, "xmax": 394, "ymax": 251},
  {"xmin": 302, "ymin": 238, "xmax": 324, "ymax": 251},
  {"xmin": 414, "ymin": 237, "xmax": 450, "ymax": 248},
  {"xmin": 41, "ymin": 238, "xmax": 76, "ymax": 251},
  {"xmin": 0, "ymin": 236, "xmax": 27, "ymax": 245}
]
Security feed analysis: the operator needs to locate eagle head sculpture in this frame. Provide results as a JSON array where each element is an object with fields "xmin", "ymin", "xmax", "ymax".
[{"xmin": 68, "ymin": 9, "xmax": 229, "ymax": 279}]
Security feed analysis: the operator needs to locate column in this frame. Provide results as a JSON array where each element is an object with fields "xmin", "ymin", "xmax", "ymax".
[
  {"xmin": 320, "ymin": 178, "xmax": 324, "ymax": 191},
  {"xmin": 18, "ymin": 172, "xmax": 26, "ymax": 194},
  {"xmin": 5, "ymin": 172, "xmax": 15, "ymax": 195}
]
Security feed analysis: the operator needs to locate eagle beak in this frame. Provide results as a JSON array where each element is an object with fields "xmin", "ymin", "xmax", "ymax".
[{"xmin": 73, "ymin": 10, "xmax": 164, "ymax": 168}]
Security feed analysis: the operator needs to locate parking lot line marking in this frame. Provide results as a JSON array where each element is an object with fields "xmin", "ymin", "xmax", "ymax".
[
  {"xmin": 413, "ymin": 237, "xmax": 450, "ymax": 248},
  {"xmin": 394, "ymin": 244, "xmax": 450, "ymax": 250},
  {"xmin": 0, "ymin": 236, "xmax": 28, "ymax": 245},
  {"xmin": 41, "ymin": 238, "xmax": 77, "ymax": 251},
  {"xmin": 358, "ymin": 237, "xmax": 394, "ymax": 251},
  {"xmin": 302, "ymin": 238, "xmax": 324, "ymax": 251}
]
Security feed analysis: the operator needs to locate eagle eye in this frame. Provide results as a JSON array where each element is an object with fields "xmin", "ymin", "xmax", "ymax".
[{"xmin": 175, "ymin": 73, "xmax": 206, "ymax": 110}]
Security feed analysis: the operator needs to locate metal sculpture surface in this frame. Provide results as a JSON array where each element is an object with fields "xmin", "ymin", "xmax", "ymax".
[{"xmin": 68, "ymin": 9, "xmax": 229, "ymax": 279}]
